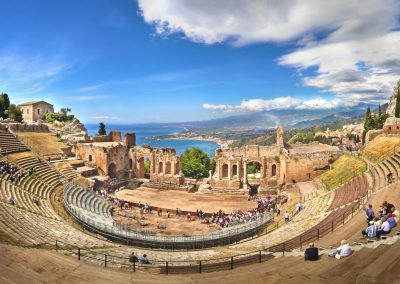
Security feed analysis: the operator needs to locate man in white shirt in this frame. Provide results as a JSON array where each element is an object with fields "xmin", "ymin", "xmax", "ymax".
[{"xmin": 376, "ymin": 218, "xmax": 391, "ymax": 238}]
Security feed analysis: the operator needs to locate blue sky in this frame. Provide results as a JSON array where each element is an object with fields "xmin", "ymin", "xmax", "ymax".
[{"xmin": 1, "ymin": 0, "xmax": 400, "ymax": 124}]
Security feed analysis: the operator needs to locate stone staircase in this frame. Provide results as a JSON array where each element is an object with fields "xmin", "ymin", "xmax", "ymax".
[
  {"xmin": 0, "ymin": 130, "xmax": 29, "ymax": 155},
  {"xmin": 16, "ymin": 156, "xmax": 64, "ymax": 187}
]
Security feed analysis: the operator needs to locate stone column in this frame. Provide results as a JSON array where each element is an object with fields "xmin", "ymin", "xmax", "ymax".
[
  {"xmin": 236, "ymin": 159, "xmax": 241, "ymax": 181},
  {"xmin": 262, "ymin": 157, "xmax": 266, "ymax": 178},
  {"xmin": 228, "ymin": 158, "xmax": 232, "ymax": 180},
  {"xmin": 243, "ymin": 159, "xmax": 248, "ymax": 184},
  {"xmin": 217, "ymin": 158, "xmax": 222, "ymax": 180},
  {"xmin": 209, "ymin": 170, "xmax": 212, "ymax": 179},
  {"xmin": 163, "ymin": 157, "xmax": 166, "ymax": 174}
]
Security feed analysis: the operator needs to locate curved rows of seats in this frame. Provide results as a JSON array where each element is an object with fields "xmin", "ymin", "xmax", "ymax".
[
  {"xmin": 0, "ymin": 176, "xmax": 55, "ymax": 218},
  {"xmin": 0, "ymin": 201, "xmax": 112, "ymax": 247},
  {"xmin": 269, "ymin": 154, "xmax": 400, "ymax": 252},
  {"xmin": 59, "ymin": 166, "xmax": 78, "ymax": 180},
  {"xmin": 16, "ymin": 156, "xmax": 63, "ymax": 188},
  {"xmin": 0, "ymin": 130, "xmax": 29, "ymax": 155},
  {"xmin": 65, "ymin": 184, "xmax": 112, "ymax": 219},
  {"xmin": 327, "ymin": 173, "xmax": 369, "ymax": 211}
]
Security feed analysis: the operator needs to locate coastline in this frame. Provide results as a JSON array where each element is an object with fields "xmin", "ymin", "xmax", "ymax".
[{"xmin": 150, "ymin": 133, "xmax": 232, "ymax": 149}]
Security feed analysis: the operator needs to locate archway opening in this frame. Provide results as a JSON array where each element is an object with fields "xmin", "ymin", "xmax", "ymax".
[
  {"xmin": 247, "ymin": 161, "xmax": 262, "ymax": 179},
  {"xmin": 129, "ymin": 158, "xmax": 133, "ymax": 170},
  {"xmin": 249, "ymin": 184, "xmax": 259, "ymax": 196},
  {"xmin": 108, "ymin": 163, "xmax": 117, "ymax": 179},
  {"xmin": 158, "ymin": 162, "xmax": 163, "ymax": 174},
  {"xmin": 165, "ymin": 161, "xmax": 172, "ymax": 175},
  {"xmin": 222, "ymin": 164, "xmax": 229, "ymax": 178}
]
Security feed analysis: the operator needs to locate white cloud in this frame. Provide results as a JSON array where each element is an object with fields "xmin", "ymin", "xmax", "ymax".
[
  {"xmin": 139, "ymin": 0, "xmax": 400, "ymax": 108},
  {"xmin": 92, "ymin": 115, "xmax": 120, "ymax": 120},
  {"xmin": 0, "ymin": 52, "xmax": 70, "ymax": 94},
  {"xmin": 203, "ymin": 97, "xmax": 344, "ymax": 113},
  {"xmin": 138, "ymin": 0, "xmax": 397, "ymax": 45}
]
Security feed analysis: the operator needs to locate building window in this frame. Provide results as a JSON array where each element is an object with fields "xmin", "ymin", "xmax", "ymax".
[
  {"xmin": 37, "ymin": 109, "xmax": 40, "ymax": 115},
  {"xmin": 89, "ymin": 155, "xmax": 92, "ymax": 162}
]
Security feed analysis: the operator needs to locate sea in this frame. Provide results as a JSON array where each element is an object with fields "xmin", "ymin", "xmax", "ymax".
[{"xmin": 85, "ymin": 124, "xmax": 219, "ymax": 156}]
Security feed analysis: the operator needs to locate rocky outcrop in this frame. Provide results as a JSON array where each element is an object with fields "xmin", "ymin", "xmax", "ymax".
[{"xmin": 54, "ymin": 118, "xmax": 89, "ymax": 144}]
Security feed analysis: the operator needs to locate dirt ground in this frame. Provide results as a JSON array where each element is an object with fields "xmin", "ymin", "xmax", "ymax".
[
  {"xmin": 112, "ymin": 207, "xmax": 220, "ymax": 236},
  {"xmin": 15, "ymin": 132, "xmax": 65, "ymax": 155},
  {"xmin": 115, "ymin": 188, "xmax": 258, "ymax": 214}
]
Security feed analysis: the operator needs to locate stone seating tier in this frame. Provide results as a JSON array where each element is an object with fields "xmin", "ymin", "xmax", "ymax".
[
  {"xmin": 0, "ymin": 131, "xmax": 29, "ymax": 155},
  {"xmin": 16, "ymin": 157, "xmax": 63, "ymax": 188}
]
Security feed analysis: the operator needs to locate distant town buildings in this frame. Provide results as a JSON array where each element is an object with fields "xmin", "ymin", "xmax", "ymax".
[
  {"xmin": 315, "ymin": 123, "xmax": 364, "ymax": 151},
  {"xmin": 18, "ymin": 100, "xmax": 54, "ymax": 122}
]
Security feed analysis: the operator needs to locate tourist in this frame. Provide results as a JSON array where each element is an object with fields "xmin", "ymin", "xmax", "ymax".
[
  {"xmin": 304, "ymin": 243, "xmax": 319, "ymax": 261},
  {"xmin": 284, "ymin": 211, "xmax": 289, "ymax": 223},
  {"xmin": 166, "ymin": 210, "xmax": 170, "ymax": 218},
  {"xmin": 382, "ymin": 201, "xmax": 395, "ymax": 215},
  {"xmin": 364, "ymin": 204, "xmax": 375, "ymax": 224},
  {"xmin": 295, "ymin": 202, "xmax": 302, "ymax": 213},
  {"xmin": 376, "ymin": 217, "xmax": 391, "ymax": 239},
  {"xmin": 129, "ymin": 252, "xmax": 138, "ymax": 264},
  {"xmin": 328, "ymin": 240, "xmax": 351, "ymax": 259},
  {"xmin": 7, "ymin": 196, "xmax": 14, "ymax": 205},
  {"xmin": 277, "ymin": 207, "xmax": 281, "ymax": 216},
  {"xmin": 362, "ymin": 221, "xmax": 377, "ymax": 238},
  {"xmin": 139, "ymin": 254, "xmax": 149, "ymax": 264},
  {"xmin": 387, "ymin": 215, "xmax": 397, "ymax": 230},
  {"xmin": 187, "ymin": 212, "xmax": 192, "ymax": 221},
  {"xmin": 157, "ymin": 208, "xmax": 162, "ymax": 216}
]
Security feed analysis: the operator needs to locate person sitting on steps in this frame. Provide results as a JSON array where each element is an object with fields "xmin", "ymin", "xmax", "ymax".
[{"xmin": 304, "ymin": 243, "xmax": 319, "ymax": 261}]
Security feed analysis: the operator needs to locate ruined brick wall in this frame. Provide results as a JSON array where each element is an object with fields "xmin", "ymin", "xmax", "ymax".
[{"xmin": 284, "ymin": 151, "xmax": 342, "ymax": 183}]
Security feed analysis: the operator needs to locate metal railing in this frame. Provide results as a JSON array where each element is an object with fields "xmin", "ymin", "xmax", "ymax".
[{"xmin": 63, "ymin": 182, "xmax": 274, "ymax": 250}]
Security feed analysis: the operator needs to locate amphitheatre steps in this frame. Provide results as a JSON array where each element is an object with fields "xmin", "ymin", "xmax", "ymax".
[
  {"xmin": 59, "ymin": 166, "xmax": 78, "ymax": 180},
  {"xmin": 15, "ymin": 156, "xmax": 65, "ymax": 187},
  {"xmin": 0, "ymin": 131, "xmax": 29, "ymax": 155}
]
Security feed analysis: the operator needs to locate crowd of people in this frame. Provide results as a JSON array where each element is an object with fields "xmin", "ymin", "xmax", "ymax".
[
  {"xmin": 195, "ymin": 195, "xmax": 278, "ymax": 228},
  {"xmin": 361, "ymin": 201, "xmax": 398, "ymax": 239},
  {"xmin": 0, "ymin": 160, "xmax": 24, "ymax": 182}
]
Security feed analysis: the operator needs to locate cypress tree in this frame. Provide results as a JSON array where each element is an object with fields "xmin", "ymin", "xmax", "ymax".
[{"xmin": 98, "ymin": 122, "xmax": 107, "ymax": 136}]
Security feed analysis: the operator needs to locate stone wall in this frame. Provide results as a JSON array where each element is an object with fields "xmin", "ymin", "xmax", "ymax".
[
  {"xmin": 284, "ymin": 151, "xmax": 341, "ymax": 184},
  {"xmin": 0, "ymin": 123, "xmax": 50, "ymax": 132}
]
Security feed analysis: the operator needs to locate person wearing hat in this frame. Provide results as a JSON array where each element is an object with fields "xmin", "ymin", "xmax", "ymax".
[
  {"xmin": 304, "ymin": 242, "xmax": 319, "ymax": 261},
  {"xmin": 362, "ymin": 220, "xmax": 377, "ymax": 238},
  {"xmin": 329, "ymin": 240, "xmax": 351, "ymax": 259}
]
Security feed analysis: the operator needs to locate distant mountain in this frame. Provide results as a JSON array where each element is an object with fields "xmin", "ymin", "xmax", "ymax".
[{"xmin": 176, "ymin": 103, "xmax": 376, "ymax": 131}]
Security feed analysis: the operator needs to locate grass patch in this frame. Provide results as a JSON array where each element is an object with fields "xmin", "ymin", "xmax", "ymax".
[
  {"xmin": 16, "ymin": 132, "xmax": 66, "ymax": 156},
  {"xmin": 363, "ymin": 136, "xmax": 400, "ymax": 162},
  {"xmin": 318, "ymin": 155, "xmax": 367, "ymax": 191}
]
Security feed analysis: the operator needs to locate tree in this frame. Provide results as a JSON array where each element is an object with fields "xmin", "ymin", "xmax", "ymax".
[
  {"xmin": 98, "ymin": 122, "xmax": 107, "ymax": 136},
  {"xmin": 5, "ymin": 104, "xmax": 23, "ymax": 122},
  {"xmin": 60, "ymin": 108, "xmax": 71, "ymax": 115},
  {"xmin": 395, "ymin": 80, "xmax": 400, "ymax": 118},
  {"xmin": 0, "ymin": 93, "xmax": 10, "ymax": 119},
  {"xmin": 180, "ymin": 147, "xmax": 213, "ymax": 179}
]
